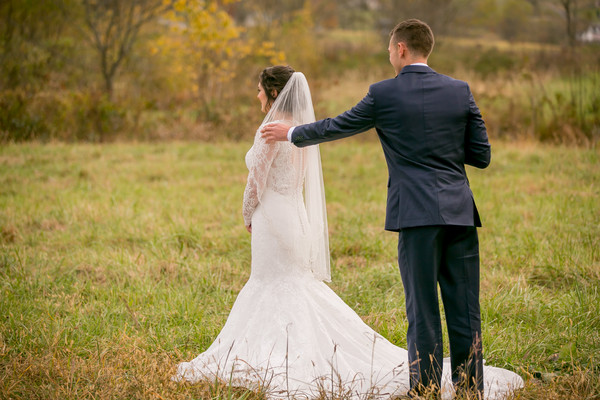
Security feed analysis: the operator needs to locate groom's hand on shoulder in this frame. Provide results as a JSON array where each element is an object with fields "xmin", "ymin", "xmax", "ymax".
[{"xmin": 261, "ymin": 123, "xmax": 291, "ymax": 143}]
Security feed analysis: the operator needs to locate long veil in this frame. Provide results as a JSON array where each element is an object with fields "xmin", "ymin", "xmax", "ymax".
[{"xmin": 260, "ymin": 72, "xmax": 331, "ymax": 282}]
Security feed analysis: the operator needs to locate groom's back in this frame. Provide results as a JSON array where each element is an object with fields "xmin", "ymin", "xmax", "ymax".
[
  {"xmin": 369, "ymin": 65, "xmax": 489, "ymax": 231},
  {"xmin": 290, "ymin": 64, "xmax": 490, "ymax": 231},
  {"xmin": 371, "ymin": 68, "xmax": 472, "ymax": 174}
]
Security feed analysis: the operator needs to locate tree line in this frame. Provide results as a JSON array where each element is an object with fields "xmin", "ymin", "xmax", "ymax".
[{"xmin": 0, "ymin": 0, "xmax": 598, "ymax": 142}]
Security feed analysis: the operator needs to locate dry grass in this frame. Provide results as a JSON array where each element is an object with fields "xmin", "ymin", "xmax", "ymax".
[{"xmin": 0, "ymin": 140, "xmax": 598, "ymax": 399}]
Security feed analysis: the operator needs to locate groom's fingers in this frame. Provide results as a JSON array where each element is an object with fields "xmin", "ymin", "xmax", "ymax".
[
  {"xmin": 260, "ymin": 122, "xmax": 282, "ymax": 132},
  {"xmin": 261, "ymin": 123, "xmax": 289, "ymax": 143},
  {"xmin": 260, "ymin": 123, "xmax": 271, "ymax": 133},
  {"xmin": 260, "ymin": 124, "xmax": 272, "ymax": 143},
  {"xmin": 261, "ymin": 130, "xmax": 274, "ymax": 143},
  {"xmin": 260, "ymin": 123, "xmax": 279, "ymax": 141}
]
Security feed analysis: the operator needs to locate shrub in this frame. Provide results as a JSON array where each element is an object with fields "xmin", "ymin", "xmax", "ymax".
[{"xmin": 0, "ymin": 90, "xmax": 49, "ymax": 142}]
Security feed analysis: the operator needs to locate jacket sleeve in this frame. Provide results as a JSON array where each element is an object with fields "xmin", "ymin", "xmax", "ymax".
[
  {"xmin": 464, "ymin": 87, "xmax": 491, "ymax": 169},
  {"xmin": 291, "ymin": 90, "xmax": 377, "ymax": 147}
]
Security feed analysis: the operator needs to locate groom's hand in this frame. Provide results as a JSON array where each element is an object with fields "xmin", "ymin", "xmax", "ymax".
[{"xmin": 261, "ymin": 123, "xmax": 291, "ymax": 143}]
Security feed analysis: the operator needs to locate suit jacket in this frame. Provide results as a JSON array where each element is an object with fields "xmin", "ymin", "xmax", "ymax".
[{"xmin": 292, "ymin": 65, "xmax": 490, "ymax": 231}]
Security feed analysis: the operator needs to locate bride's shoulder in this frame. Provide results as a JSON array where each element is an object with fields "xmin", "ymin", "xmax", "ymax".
[{"xmin": 267, "ymin": 118, "xmax": 294, "ymax": 125}]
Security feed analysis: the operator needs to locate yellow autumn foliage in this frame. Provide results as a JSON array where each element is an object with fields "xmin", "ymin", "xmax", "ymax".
[{"xmin": 155, "ymin": 0, "xmax": 286, "ymax": 121}]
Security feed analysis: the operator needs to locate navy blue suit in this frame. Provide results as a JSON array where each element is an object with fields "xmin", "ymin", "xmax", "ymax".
[{"xmin": 292, "ymin": 65, "xmax": 490, "ymax": 396}]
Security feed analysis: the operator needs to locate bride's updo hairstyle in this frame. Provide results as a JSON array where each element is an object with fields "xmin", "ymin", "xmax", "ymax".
[{"xmin": 259, "ymin": 65, "xmax": 295, "ymax": 111}]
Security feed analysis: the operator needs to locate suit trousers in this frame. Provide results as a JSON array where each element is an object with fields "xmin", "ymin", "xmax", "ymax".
[{"xmin": 397, "ymin": 225, "xmax": 484, "ymax": 397}]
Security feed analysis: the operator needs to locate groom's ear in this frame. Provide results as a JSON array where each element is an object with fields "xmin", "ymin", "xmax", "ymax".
[{"xmin": 398, "ymin": 42, "xmax": 409, "ymax": 58}]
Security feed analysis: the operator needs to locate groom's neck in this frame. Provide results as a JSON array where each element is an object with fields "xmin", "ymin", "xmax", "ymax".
[
  {"xmin": 399, "ymin": 56, "xmax": 428, "ymax": 70},
  {"xmin": 407, "ymin": 56, "xmax": 428, "ymax": 65}
]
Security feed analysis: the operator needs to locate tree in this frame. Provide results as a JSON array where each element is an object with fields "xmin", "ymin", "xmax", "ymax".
[
  {"xmin": 377, "ymin": 0, "xmax": 460, "ymax": 36},
  {"xmin": 469, "ymin": 0, "xmax": 500, "ymax": 33},
  {"xmin": 0, "ymin": 0, "xmax": 71, "ymax": 90},
  {"xmin": 559, "ymin": 0, "xmax": 579, "ymax": 47},
  {"xmin": 81, "ymin": 0, "xmax": 173, "ymax": 98},
  {"xmin": 156, "ymin": 0, "xmax": 284, "ymax": 122},
  {"xmin": 542, "ymin": 0, "xmax": 599, "ymax": 47},
  {"xmin": 499, "ymin": 0, "xmax": 534, "ymax": 41},
  {"xmin": 0, "ymin": 0, "xmax": 75, "ymax": 141}
]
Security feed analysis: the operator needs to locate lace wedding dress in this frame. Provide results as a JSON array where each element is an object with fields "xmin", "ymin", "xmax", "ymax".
[{"xmin": 173, "ymin": 73, "xmax": 523, "ymax": 399}]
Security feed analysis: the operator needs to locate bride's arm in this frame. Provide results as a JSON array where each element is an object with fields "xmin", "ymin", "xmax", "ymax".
[{"xmin": 242, "ymin": 137, "xmax": 280, "ymax": 229}]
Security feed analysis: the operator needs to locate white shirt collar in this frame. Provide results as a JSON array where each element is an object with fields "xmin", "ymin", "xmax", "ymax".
[{"xmin": 410, "ymin": 63, "xmax": 428, "ymax": 67}]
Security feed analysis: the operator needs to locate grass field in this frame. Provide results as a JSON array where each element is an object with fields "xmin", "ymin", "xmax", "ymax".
[{"xmin": 1, "ymin": 139, "xmax": 599, "ymax": 399}]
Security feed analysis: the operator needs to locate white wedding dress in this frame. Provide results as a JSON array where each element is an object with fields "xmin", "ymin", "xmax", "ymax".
[{"xmin": 174, "ymin": 73, "xmax": 523, "ymax": 399}]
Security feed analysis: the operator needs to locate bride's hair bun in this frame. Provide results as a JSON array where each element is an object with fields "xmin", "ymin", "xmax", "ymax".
[{"xmin": 259, "ymin": 65, "xmax": 295, "ymax": 108}]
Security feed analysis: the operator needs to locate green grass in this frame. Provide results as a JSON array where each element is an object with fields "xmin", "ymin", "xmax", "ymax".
[{"xmin": 1, "ymin": 140, "xmax": 599, "ymax": 399}]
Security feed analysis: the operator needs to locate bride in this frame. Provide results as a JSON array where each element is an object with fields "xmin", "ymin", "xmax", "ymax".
[{"xmin": 174, "ymin": 66, "xmax": 523, "ymax": 399}]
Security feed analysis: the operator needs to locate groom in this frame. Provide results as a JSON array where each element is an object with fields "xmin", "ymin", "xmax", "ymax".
[{"xmin": 262, "ymin": 19, "xmax": 490, "ymax": 398}]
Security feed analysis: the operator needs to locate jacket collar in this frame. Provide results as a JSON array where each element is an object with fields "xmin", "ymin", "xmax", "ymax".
[{"xmin": 397, "ymin": 64, "xmax": 435, "ymax": 76}]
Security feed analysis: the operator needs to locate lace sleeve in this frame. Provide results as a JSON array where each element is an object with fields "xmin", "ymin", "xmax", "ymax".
[{"xmin": 243, "ymin": 136, "xmax": 280, "ymax": 227}]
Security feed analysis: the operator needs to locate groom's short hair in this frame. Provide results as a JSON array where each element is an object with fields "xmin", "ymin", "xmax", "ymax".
[{"xmin": 390, "ymin": 19, "xmax": 434, "ymax": 58}]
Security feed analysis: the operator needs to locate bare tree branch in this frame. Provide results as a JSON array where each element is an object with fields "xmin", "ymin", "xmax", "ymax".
[{"xmin": 81, "ymin": 0, "xmax": 174, "ymax": 97}]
